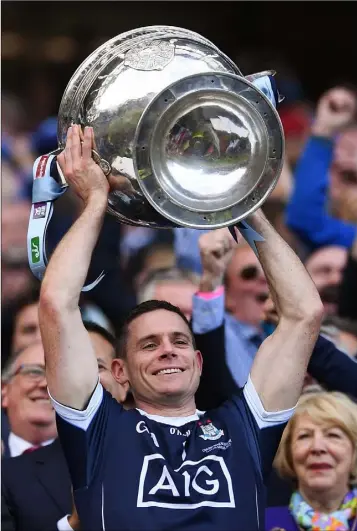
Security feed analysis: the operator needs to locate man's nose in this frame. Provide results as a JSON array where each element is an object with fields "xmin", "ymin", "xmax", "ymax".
[
  {"xmin": 159, "ymin": 339, "xmax": 177, "ymax": 358},
  {"xmin": 36, "ymin": 374, "xmax": 48, "ymax": 388}
]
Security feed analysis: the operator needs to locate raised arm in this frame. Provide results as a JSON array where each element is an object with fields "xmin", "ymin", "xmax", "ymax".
[
  {"xmin": 243, "ymin": 210, "xmax": 324, "ymax": 411},
  {"xmin": 39, "ymin": 125, "xmax": 109, "ymax": 409},
  {"xmin": 286, "ymin": 88, "xmax": 357, "ymax": 249}
]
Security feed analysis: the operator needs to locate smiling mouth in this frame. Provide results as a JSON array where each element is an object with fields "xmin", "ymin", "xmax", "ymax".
[
  {"xmin": 154, "ymin": 368, "xmax": 184, "ymax": 375},
  {"xmin": 31, "ymin": 397, "xmax": 51, "ymax": 403},
  {"xmin": 308, "ymin": 464, "xmax": 332, "ymax": 470}
]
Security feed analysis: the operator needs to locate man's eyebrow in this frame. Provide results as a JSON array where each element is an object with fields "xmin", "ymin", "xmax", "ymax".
[
  {"xmin": 171, "ymin": 332, "xmax": 192, "ymax": 342},
  {"xmin": 136, "ymin": 334, "xmax": 158, "ymax": 347},
  {"xmin": 96, "ymin": 357, "xmax": 107, "ymax": 366}
]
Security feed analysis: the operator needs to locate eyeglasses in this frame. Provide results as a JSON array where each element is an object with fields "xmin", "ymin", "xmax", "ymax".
[
  {"xmin": 239, "ymin": 265, "xmax": 259, "ymax": 281},
  {"xmin": 10, "ymin": 364, "xmax": 46, "ymax": 381}
]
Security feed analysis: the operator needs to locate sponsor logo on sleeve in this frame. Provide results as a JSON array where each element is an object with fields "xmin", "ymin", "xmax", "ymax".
[
  {"xmin": 33, "ymin": 202, "xmax": 47, "ymax": 219},
  {"xmin": 30, "ymin": 237, "xmax": 40, "ymax": 263}
]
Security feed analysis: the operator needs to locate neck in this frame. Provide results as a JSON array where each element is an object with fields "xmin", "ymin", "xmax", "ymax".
[
  {"xmin": 228, "ymin": 302, "xmax": 262, "ymax": 329},
  {"xmin": 299, "ymin": 484, "xmax": 351, "ymax": 514},
  {"xmin": 134, "ymin": 397, "xmax": 197, "ymax": 418},
  {"xmin": 226, "ymin": 290, "xmax": 264, "ymax": 328},
  {"xmin": 11, "ymin": 422, "xmax": 56, "ymax": 446}
]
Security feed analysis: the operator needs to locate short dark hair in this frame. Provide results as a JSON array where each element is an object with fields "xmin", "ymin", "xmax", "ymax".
[
  {"xmin": 84, "ymin": 321, "xmax": 117, "ymax": 356},
  {"xmin": 1, "ymin": 286, "xmax": 41, "ymax": 369},
  {"xmin": 117, "ymin": 300, "xmax": 196, "ymax": 359}
]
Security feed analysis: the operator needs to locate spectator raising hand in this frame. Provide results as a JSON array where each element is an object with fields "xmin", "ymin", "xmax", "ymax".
[
  {"xmin": 198, "ymin": 228, "xmax": 238, "ymax": 292},
  {"xmin": 311, "ymin": 87, "xmax": 357, "ymax": 138},
  {"xmin": 286, "ymin": 87, "xmax": 357, "ymax": 250}
]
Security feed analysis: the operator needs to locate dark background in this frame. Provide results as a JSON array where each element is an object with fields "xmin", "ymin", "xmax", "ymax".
[{"xmin": 2, "ymin": 1, "xmax": 357, "ymax": 129}]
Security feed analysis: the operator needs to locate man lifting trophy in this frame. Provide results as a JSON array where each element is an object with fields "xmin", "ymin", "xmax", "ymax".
[
  {"xmin": 30, "ymin": 26, "xmax": 323, "ymax": 531},
  {"xmin": 27, "ymin": 25, "xmax": 284, "ymax": 284}
]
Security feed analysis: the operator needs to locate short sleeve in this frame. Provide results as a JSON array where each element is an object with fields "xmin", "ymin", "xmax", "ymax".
[
  {"xmin": 51, "ymin": 382, "xmax": 121, "ymax": 489},
  {"xmin": 230, "ymin": 377, "xmax": 295, "ymax": 481}
]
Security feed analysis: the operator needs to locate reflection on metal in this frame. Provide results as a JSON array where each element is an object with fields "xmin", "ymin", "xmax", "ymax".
[{"xmin": 57, "ymin": 25, "xmax": 284, "ymax": 229}]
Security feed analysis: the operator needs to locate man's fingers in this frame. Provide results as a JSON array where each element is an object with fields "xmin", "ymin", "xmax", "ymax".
[
  {"xmin": 82, "ymin": 127, "xmax": 93, "ymax": 160},
  {"xmin": 78, "ymin": 125, "xmax": 84, "ymax": 142},
  {"xmin": 70, "ymin": 124, "xmax": 82, "ymax": 164},
  {"xmin": 90, "ymin": 127, "xmax": 99, "ymax": 152},
  {"xmin": 64, "ymin": 127, "xmax": 73, "ymax": 176}
]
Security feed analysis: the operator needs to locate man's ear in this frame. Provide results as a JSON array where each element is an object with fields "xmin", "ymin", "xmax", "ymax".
[
  {"xmin": 2, "ymin": 383, "xmax": 9, "ymax": 409},
  {"xmin": 111, "ymin": 358, "xmax": 129, "ymax": 386},
  {"xmin": 195, "ymin": 350, "xmax": 203, "ymax": 375}
]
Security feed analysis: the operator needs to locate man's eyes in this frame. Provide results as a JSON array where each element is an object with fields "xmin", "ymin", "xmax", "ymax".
[
  {"xmin": 143, "ymin": 343, "xmax": 157, "ymax": 350},
  {"xmin": 142, "ymin": 339, "xmax": 188, "ymax": 349}
]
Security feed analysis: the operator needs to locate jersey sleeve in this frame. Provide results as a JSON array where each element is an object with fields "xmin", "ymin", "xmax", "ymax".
[
  {"xmin": 49, "ymin": 381, "xmax": 121, "ymax": 490},
  {"xmin": 230, "ymin": 376, "xmax": 295, "ymax": 481}
]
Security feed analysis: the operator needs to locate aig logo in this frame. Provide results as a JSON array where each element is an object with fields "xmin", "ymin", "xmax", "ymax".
[{"xmin": 137, "ymin": 454, "xmax": 235, "ymax": 509}]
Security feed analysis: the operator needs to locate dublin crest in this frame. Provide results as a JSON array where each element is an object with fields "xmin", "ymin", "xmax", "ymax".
[{"xmin": 198, "ymin": 420, "xmax": 224, "ymax": 441}]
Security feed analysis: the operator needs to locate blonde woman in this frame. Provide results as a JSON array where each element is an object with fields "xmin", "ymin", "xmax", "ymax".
[{"xmin": 266, "ymin": 392, "xmax": 357, "ymax": 531}]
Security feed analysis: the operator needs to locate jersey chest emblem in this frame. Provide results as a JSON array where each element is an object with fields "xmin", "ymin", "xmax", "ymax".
[{"xmin": 198, "ymin": 420, "xmax": 224, "ymax": 441}]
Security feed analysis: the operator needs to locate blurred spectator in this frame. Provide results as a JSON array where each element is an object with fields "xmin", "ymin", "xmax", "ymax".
[
  {"xmin": 2, "ymin": 341, "xmax": 57, "ymax": 457},
  {"xmin": 2, "ymin": 200, "xmax": 31, "ymax": 259},
  {"xmin": 321, "ymin": 316, "xmax": 357, "ymax": 358},
  {"xmin": 339, "ymin": 234, "xmax": 357, "ymax": 321},
  {"xmin": 1, "ymin": 316, "xmax": 129, "ymax": 531},
  {"xmin": 279, "ymin": 102, "xmax": 312, "ymax": 168},
  {"xmin": 286, "ymin": 88, "xmax": 357, "ymax": 251},
  {"xmin": 267, "ymin": 159, "xmax": 294, "ymax": 204},
  {"xmin": 267, "ymin": 391, "xmax": 357, "ymax": 531},
  {"xmin": 2, "ymin": 259, "xmax": 36, "ymax": 311},
  {"xmin": 330, "ymin": 127, "xmax": 357, "ymax": 221},
  {"xmin": 305, "ymin": 245, "xmax": 348, "ymax": 315},
  {"xmin": 124, "ymin": 241, "xmax": 176, "ymax": 293},
  {"xmin": 1, "ymin": 287, "xmax": 41, "ymax": 369},
  {"xmin": 192, "ymin": 229, "xmax": 268, "ymax": 386},
  {"xmin": 137, "ymin": 268, "xmax": 199, "ymax": 320},
  {"xmin": 31, "ymin": 116, "xmax": 58, "ymax": 156}
]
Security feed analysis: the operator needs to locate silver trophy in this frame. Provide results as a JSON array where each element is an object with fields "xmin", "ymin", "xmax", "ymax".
[
  {"xmin": 28, "ymin": 26, "xmax": 284, "ymax": 286},
  {"xmin": 57, "ymin": 25, "xmax": 284, "ymax": 229}
]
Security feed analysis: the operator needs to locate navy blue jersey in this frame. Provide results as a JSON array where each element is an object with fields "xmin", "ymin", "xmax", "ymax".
[{"xmin": 52, "ymin": 377, "xmax": 293, "ymax": 531}]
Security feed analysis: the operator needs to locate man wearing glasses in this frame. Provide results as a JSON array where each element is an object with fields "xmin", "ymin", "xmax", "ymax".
[
  {"xmin": 2, "ymin": 341, "xmax": 56, "ymax": 457},
  {"xmin": 192, "ymin": 230, "xmax": 269, "ymax": 387}
]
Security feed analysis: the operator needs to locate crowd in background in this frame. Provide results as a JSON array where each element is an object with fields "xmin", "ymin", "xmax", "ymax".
[{"xmin": 2, "ymin": 25, "xmax": 357, "ymax": 531}]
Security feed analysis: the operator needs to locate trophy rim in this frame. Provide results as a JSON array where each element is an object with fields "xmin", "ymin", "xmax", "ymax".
[
  {"xmin": 134, "ymin": 71, "xmax": 285, "ymax": 229},
  {"xmin": 57, "ymin": 26, "xmax": 242, "ymax": 145}
]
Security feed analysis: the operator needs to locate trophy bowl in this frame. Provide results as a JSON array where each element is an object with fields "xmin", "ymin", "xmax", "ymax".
[{"xmin": 57, "ymin": 26, "xmax": 284, "ymax": 229}]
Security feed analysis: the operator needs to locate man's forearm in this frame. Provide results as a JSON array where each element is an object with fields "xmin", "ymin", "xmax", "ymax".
[
  {"xmin": 246, "ymin": 210, "xmax": 322, "ymax": 322},
  {"xmin": 244, "ymin": 210, "xmax": 323, "ymax": 410},
  {"xmin": 41, "ymin": 193, "xmax": 107, "ymax": 310}
]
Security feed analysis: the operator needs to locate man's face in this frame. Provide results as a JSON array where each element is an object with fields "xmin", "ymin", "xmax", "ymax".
[
  {"xmin": 88, "ymin": 331, "xmax": 128, "ymax": 404},
  {"xmin": 153, "ymin": 281, "xmax": 197, "ymax": 321},
  {"xmin": 305, "ymin": 247, "xmax": 347, "ymax": 315},
  {"xmin": 2, "ymin": 267, "xmax": 33, "ymax": 306},
  {"xmin": 12, "ymin": 302, "xmax": 41, "ymax": 353},
  {"xmin": 2, "ymin": 342, "xmax": 55, "ymax": 436},
  {"xmin": 330, "ymin": 129, "xmax": 357, "ymax": 208},
  {"xmin": 225, "ymin": 246, "xmax": 268, "ymax": 325},
  {"xmin": 116, "ymin": 310, "xmax": 202, "ymax": 407}
]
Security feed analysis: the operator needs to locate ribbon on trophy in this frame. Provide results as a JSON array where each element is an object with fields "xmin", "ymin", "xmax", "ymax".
[
  {"xmin": 26, "ymin": 153, "xmax": 105, "ymax": 291},
  {"xmin": 27, "ymin": 73, "xmax": 281, "ymax": 290}
]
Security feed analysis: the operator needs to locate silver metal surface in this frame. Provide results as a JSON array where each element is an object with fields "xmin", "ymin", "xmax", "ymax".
[{"xmin": 57, "ymin": 26, "xmax": 283, "ymax": 229}]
